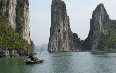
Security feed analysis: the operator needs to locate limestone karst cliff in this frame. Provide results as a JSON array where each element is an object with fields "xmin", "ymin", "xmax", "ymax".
[
  {"xmin": 48, "ymin": 0, "xmax": 80, "ymax": 52},
  {"xmin": 0, "ymin": 0, "xmax": 30, "ymax": 44},
  {"xmin": 16, "ymin": 0, "xmax": 30, "ymax": 44},
  {"xmin": 0, "ymin": 0, "xmax": 34, "ymax": 57},
  {"xmin": 84, "ymin": 3, "xmax": 116, "ymax": 50},
  {"xmin": 7, "ymin": 0, "xmax": 17, "ymax": 29},
  {"xmin": 48, "ymin": 2, "xmax": 116, "ymax": 52},
  {"xmin": 85, "ymin": 4, "xmax": 110, "ymax": 50}
]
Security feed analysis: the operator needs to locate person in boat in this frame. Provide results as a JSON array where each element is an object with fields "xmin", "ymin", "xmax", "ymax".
[{"xmin": 27, "ymin": 55, "xmax": 35, "ymax": 62}]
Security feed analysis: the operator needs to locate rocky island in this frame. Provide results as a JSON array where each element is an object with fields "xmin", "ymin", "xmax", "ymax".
[
  {"xmin": 84, "ymin": 3, "xmax": 116, "ymax": 51},
  {"xmin": 48, "ymin": 0, "xmax": 81, "ymax": 52},
  {"xmin": 48, "ymin": 0, "xmax": 116, "ymax": 53}
]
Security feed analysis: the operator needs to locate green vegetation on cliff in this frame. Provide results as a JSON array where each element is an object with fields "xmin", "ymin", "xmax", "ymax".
[
  {"xmin": 83, "ymin": 20, "xmax": 116, "ymax": 51},
  {"xmin": 99, "ymin": 20, "xmax": 116, "ymax": 50},
  {"xmin": 73, "ymin": 33, "xmax": 81, "ymax": 51},
  {"xmin": 0, "ymin": 22, "xmax": 34, "ymax": 51}
]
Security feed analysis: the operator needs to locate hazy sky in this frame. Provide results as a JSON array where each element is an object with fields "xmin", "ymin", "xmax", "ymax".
[{"xmin": 29, "ymin": 0, "xmax": 116, "ymax": 46}]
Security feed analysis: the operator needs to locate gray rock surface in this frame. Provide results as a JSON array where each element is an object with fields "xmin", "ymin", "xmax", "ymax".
[
  {"xmin": 48, "ymin": 0, "xmax": 75, "ymax": 52},
  {"xmin": 16, "ymin": 0, "xmax": 30, "ymax": 44},
  {"xmin": 7, "ymin": 0, "xmax": 17, "ymax": 29},
  {"xmin": 0, "ymin": 0, "xmax": 30, "ymax": 44},
  {"xmin": 86, "ymin": 3, "xmax": 110, "ymax": 50}
]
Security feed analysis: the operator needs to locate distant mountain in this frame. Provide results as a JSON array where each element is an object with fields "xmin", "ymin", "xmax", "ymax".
[{"xmin": 34, "ymin": 44, "xmax": 48, "ymax": 52}]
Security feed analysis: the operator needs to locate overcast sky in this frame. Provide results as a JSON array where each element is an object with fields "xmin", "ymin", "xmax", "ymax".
[{"xmin": 29, "ymin": 0, "xmax": 116, "ymax": 46}]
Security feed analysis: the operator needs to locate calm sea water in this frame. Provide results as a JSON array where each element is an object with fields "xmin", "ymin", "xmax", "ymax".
[{"xmin": 0, "ymin": 52, "xmax": 116, "ymax": 73}]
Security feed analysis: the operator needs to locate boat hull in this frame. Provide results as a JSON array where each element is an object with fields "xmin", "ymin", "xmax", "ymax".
[{"xmin": 25, "ymin": 60, "xmax": 44, "ymax": 64}]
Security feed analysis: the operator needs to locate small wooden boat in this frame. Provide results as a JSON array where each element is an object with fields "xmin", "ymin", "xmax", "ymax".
[{"xmin": 25, "ymin": 59, "xmax": 44, "ymax": 64}]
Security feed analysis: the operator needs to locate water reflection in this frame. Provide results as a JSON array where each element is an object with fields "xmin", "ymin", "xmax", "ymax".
[
  {"xmin": 49, "ymin": 52, "xmax": 73, "ymax": 73},
  {"xmin": 90, "ymin": 51, "xmax": 108, "ymax": 55}
]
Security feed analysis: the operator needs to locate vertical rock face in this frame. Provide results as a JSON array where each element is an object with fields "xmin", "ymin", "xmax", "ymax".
[
  {"xmin": 86, "ymin": 4, "xmax": 110, "ymax": 50},
  {"xmin": 48, "ymin": 0, "xmax": 74, "ymax": 52},
  {"xmin": 0, "ymin": 0, "xmax": 7, "ymax": 23},
  {"xmin": 0, "ymin": 0, "xmax": 30, "ymax": 44},
  {"xmin": 7, "ymin": 0, "xmax": 17, "ymax": 29},
  {"xmin": 23, "ymin": 1, "xmax": 30, "ymax": 44},
  {"xmin": 16, "ymin": 0, "xmax": 30, "ymax": 44},
  {"xmin": 0, "ymin": 0, "xmax": 17, "ymax": 29}
]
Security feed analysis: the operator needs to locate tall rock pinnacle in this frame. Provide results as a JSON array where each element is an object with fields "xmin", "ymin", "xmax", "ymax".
[
  {"xmin": 85, "ymin": 3, "xmax": 110, "ymax": 50},
  {"xmin": 48, "ymin": 0, "xmax": 75, "ymax": 52}
]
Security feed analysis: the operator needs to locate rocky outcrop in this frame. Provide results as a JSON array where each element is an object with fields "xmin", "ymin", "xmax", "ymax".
[
  {"xmin": 7, "ymin": 0, "xmax": 17, "ymax": 29},
  {"xmin": 85, "ymin": 4, "xmax": 110, "ymax": 50},
  {"xmin": 49, "ymin": 2, "xmax": 116, "ymax": 52},
  {"xmin": 0, "ymin": 0, "xmax": 17, "ymax": 29},
  {"xmin": 48, "ymin": 0, "xmax": 76, "ymax": 52},
  {"xmin": 16, "ymin": 0, "xmax": 30, "ymax": 44},
  {"xmin": 0, "ymin": 0, "xmax": 30, "ymax": 44},
  {"xmin": 0, "ymin": 0, "xmax": 7, "ymax": 23}
]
